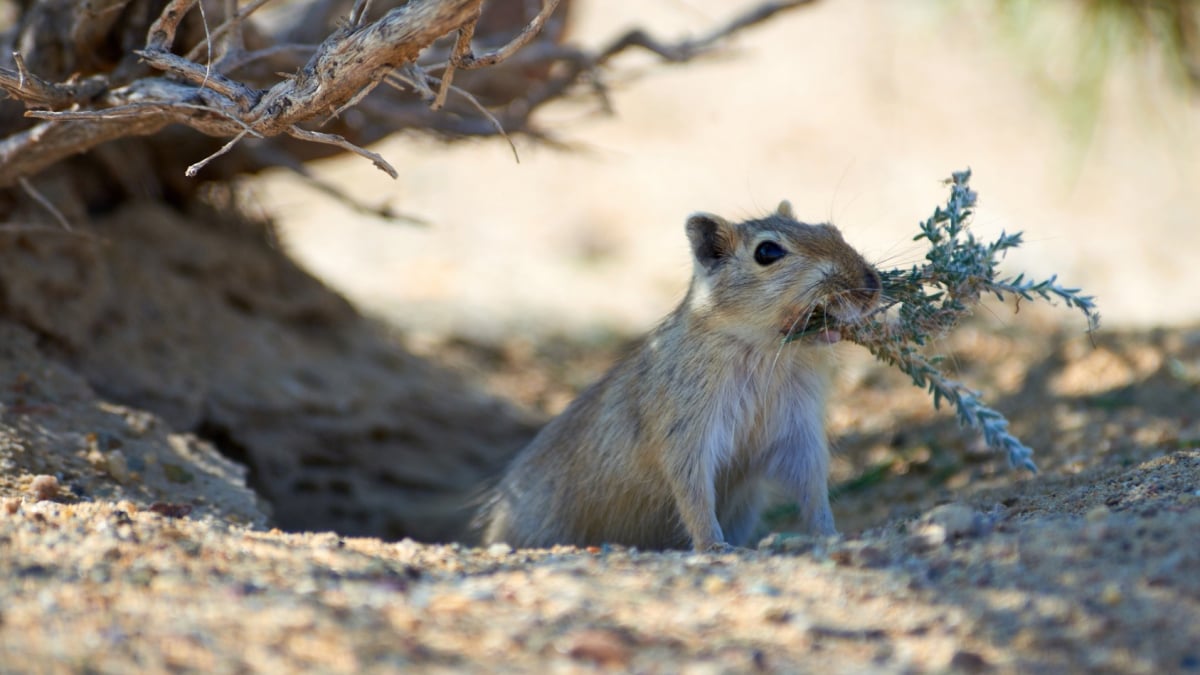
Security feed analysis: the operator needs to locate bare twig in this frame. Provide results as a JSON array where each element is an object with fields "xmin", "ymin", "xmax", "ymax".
[
  {"xmin": 389, "ymin": 69, "xmax": 518, "ymax": 161},
  {"xmin": 17, "ymin": 177, "xmax": 73, "ymax": 231},
  {"xmin": 388, "ymin": 64, "xmax": 437, "ymax": 100},
  {"xmin": 250, "ymin": 143, "xmax": 425, "ymax": 224},
  {"xmin": 186, "ymin": 128, "xmax": 252, "ymax": 176},
  {"xmin": 433, "ymin": 21, "xmax": 476, "ymax": 110},
  {"xmin": 0, "ymin": 53, "xmax": 108, "ymax": 109},
  {"xmin": 325, "ymin": 77, "xmax": 384, "ymax": 125},
  {"xmin": 348, "ymin": 0, "xmax": 374, "ymax": 27},
  {"xmin": 595, "ymin": 0, "xmax": 817, "ymax": 64},
  {"xmin": 28, "ymin": 100, "xmax": 263, "ymax": 137},
  {"xmin": 146, "ymin": 0, "xmax": 200, "ymax": 51},
  {"xmin": 286, "ymin": 126, "xmax": 398, "ymax": 178},
  {"xmin": 196, "ymin": 0, "xmax": 214, "ymax": 88},
  {"xmin": 455, "ymin": 0, "xmax": 562, "ymax": 70},
  {"xmin": 135, "ymin": 49, "xmax": 258, "ymax": 107},
  {"xmin": 452, "ymin": 82, "xmax": 518, "ymax": 162},
  {"xmin": 184, "ymin": 0, "xmax": 278, "ymax": 62}
]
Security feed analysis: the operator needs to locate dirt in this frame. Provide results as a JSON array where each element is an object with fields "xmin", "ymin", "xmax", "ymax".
[
  {"xmin": 0, "ymin": 202, "xmax": 537, "ymax": 543},
  {"xmin": 2, "ymin": 248, "xmax": 1198, "ymax": 671}
]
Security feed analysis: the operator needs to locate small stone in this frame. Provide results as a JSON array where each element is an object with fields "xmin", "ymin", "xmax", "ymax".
[
  {"xmin": 763, "ymin": 606, "xmax": 791, "ymax": 624},
  {"xmin": 758, "ymin": 533, "xmax": 817, "ymax": 554},
  {"xmin": 29, "ymin": 475, "xmax": 59, "ymax": 501},
  {"xmin": 855, "ymin": 545, "xmax": 892, "ymax": 568},
  {"xmin": 1100, "ymin": 583, "xmax": 1123, "ymax": 605},
  {"xmin": 3, "ymin": 498, "xmax": 19, "ymax": 515},
  {"xmin": 829, "ymin": 548, "xmax": 854, "ymax": 566},
  {"xmin": 757, "ymin": 533, "xmax": 782, "ymax": 550},
  {"xmin": 910, "ymin": 523, "xmax": 947, "ymax": 551},
  {"xmin": 926, "ymin": 503, "xmax": 983, "ymax": 539},
  {"xmin": 124, "ymin": 410, "xmax": 154, "ymax": 436},
  {"xmin": 702, "ymin": 575, "xmax": 729, "ymax": 593},
  {"xmin": 106, "ymin": 451, "xmax": 130, "ymax": 483},
  {"xmin": 949, "ymin": 649, "xmax": 989, "ymax": 672},
  {"xmin": 563, "ymin": 628, "xmax": 633, "ymax": 667},
  {"xmin": 486, "ymin": 542, "xmax": 513, "ymax": 556},
  {"xmin": 148, "ymin": 502, "xmax": 193, "ymax": 518},
  {"xmin": 747, "ymin": 582, "xmax": 781, "ymax": 597}
]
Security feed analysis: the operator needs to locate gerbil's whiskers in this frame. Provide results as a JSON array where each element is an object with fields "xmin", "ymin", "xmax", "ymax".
[
  {"xmin": 872, "ymin": 242, "xmax": 927, "ymax": 270},
  {"xmin": 767, "ymin": 276, "xmax": 827, "ymax": 385},
  {"xmin": 768, "ymin": 302, "xmax": 819, "ymax": 384}
]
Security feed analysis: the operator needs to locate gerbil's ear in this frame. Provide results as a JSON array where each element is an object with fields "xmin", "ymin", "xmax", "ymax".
[
  {"xmin": 775, "ymin": 200, "xmax": 795, "ymax": 219},
  {"xmin": 686, "ymin": 213, "xmax": 732, "ymax": 269}
]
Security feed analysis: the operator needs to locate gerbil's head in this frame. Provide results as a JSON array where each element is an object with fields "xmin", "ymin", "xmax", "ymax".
[{"xmin": 684, "ymin": 201, "xmax": 881, "ymax": 344}]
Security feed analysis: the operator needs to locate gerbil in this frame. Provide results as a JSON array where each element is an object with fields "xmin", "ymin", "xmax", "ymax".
[{"xmin": 479, "ymin": 202, "xmax": 881, "ymax": 551}]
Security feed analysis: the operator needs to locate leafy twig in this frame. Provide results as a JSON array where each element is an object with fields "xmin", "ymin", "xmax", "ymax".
[{"xmin": 838, "ymin": 169, "xmax": 1099, "ymax": 472}]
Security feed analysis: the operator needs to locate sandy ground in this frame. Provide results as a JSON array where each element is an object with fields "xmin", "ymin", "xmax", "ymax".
[
  {"xmin": 3, "ymin": 1, "xmax": 1200, "ymax": 672},
  {"xmin": 4, "ymin": 316, "xmax": 1200, "ymax": 672}
]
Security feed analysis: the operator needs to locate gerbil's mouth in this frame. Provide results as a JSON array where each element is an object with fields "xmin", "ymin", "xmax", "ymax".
[{"xmin": 781, "ymin": 305, "xmax": 842, "ymax": 344}]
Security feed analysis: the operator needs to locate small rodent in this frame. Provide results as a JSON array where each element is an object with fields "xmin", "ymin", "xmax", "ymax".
[{"xmin": 478, "ymin": 202, "xmax": 881, "ymax": 551}]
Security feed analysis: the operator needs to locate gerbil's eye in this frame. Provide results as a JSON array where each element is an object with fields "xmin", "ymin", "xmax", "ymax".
[{"xmin": 754, "ymin": 240, "xmax": 787, "ymax": 266}]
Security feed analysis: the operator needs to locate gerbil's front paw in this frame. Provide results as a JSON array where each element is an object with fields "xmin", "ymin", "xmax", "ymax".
[{"xmin": 697, "ymin": 541, "xmax": 739, "ymax": 554}]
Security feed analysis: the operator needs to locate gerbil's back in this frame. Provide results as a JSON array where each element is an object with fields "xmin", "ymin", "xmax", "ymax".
[{"xmin": 480, "ymin": 361, "xmax": 686, "ymax": 548}]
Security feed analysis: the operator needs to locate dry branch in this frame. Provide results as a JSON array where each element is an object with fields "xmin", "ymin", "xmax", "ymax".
[
  {"xmin": 0, "ymin": 0, "xmax": 486, "ymax": 187},
  {"xmin": 247, "ymin": 0, "xmax": 482, "ymax": 134},
  {"xmin": 0, "ymin": 0, "xmax": 818, "ymax": 193}
]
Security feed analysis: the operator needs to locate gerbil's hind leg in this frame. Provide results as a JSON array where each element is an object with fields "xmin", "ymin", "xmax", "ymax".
[
  {"xmin": 771, "ymin": 437, "xmax": 837, "ymax": 537},
  {"xmin": 803, "ymin": 490, "xmax": 837, "ymax": 536},
  {"xmin": 717, "ymin": 483, "xmax": 767, "ymax": 547}
]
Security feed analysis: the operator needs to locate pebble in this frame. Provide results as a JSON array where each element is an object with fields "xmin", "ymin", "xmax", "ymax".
[
  {"xmin": 702, "ymin": 575, "xmax": 728, "ymax": 593},
  {"xmin": 562, "ymin": 628, "xmax": 633, "ymax": 667},
  {"xmin": 949, "ymin": 649, "xmax": 989, "ymax": 672},
  {"xmin": 910, "ymin": 504, "xmax": 990, "ymax": 550},
  {"xmin": 910, "ymin": 523, "xmax": 947, "ymax": 551},
  {"xmin": 1100, "ymin": 583, "xmax": 1123, "ymax": 605},
  {"xmin": 762, "ymin": 606, "xmax": 792, "ymax": 624},
  {"xmin": 926, "ymin": 503, "xmax": 985, "ymax": 539},
  {"xmin": 29, "ymin": 475, "xmax": 60, "ymax": 501},
  {"xmin": 486, "ymin": 542, "xmax": 513, "ymax": 556},
  {"xmin": 746, "ymin": 582, "xmax": 781, "ymax": 597},
  {"xmin": 106, "ymin": 451, "xmax": 130, "ymax": 483}
]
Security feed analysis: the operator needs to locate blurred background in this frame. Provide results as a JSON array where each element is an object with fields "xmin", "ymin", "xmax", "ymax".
[{"xmin": 256, "ymin": 0, "xmax": 1199, "ymax": 341}]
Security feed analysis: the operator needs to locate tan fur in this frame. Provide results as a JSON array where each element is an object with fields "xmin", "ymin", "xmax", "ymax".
[{"xmin": 479, "ymin": 203, "xmax": 881, "ymax": 551}]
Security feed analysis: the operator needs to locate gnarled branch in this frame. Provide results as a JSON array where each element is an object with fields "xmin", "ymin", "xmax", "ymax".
[{"xmin": 0, "ymin": 0, "xmax": 819, "ymax": 192}]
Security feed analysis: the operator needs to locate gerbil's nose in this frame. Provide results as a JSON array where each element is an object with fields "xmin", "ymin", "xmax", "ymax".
[{"xmin": 861, "ymin": 267, "xmax": 882, "ymax": 304}]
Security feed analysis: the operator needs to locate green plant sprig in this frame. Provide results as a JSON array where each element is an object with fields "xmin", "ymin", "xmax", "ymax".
[{"xmin": 836, "ymin": 169, "xmax": 1098, "ymax": 472}]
